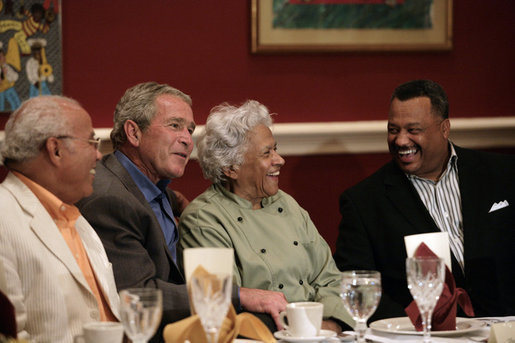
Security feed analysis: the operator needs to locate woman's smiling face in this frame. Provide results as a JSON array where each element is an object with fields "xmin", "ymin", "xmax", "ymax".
[{"xmin": 227, "ymin": 124, "xmax": 285, "ymax": 209}]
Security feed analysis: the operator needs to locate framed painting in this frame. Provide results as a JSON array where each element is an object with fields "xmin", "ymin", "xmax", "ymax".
[
  {"xmin": 251, "ymin": 0, "xmax": 453, "ymax": 53},
  {"xmin": 0, "ymin": 0, "xmax": 61, "ymax": 114}
]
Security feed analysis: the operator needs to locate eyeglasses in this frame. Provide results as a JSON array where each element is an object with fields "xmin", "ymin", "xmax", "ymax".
[{"xmin": 56, "ymin": 135, "xmax": 102, "ymax": 151}]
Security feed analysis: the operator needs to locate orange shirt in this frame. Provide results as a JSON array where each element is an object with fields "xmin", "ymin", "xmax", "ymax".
[{"xmin": 13, "ymin": 171, "xmax": 117, "ymax": 322}]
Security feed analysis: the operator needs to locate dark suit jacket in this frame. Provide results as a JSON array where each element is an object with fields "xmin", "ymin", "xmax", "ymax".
[
  {"xmin": 77, "ymin": 154, "xmax": 239, "ymax": 341},
  {"xmin": 334, "ymin": 146, "xmax": 515, "ymax": 321},
  {"xmin": 76, "ymin": 154, "xmax": 190, "ymax": 340}
]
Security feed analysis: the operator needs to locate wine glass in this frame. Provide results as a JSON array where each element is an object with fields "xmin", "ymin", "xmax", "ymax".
[
  {"xmin": 190, "ymin": 273, "xmax": 232, "ymax": 343},
  {"xmin": 119, "ymin": 288, "xmax": 163, "ymax": 343},
  {"xmin": 406, "ymin": 257, "xmax": 446, "ymax": 343},
  {"xmin": 340, "ymin": 270, "xmax": 382, "ymax": 343}
]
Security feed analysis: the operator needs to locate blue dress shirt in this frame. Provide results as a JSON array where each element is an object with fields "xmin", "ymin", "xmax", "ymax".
[{"xmin": 115, "ymin": 150, "xmax": 178, "ymax": 262}]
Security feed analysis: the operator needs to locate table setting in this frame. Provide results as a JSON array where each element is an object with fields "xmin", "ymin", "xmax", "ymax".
[
  {"xmin": 163, "ymin": 247, "xmax": 276, "ymax": 343},
  {"xmin": 73, "ymin": 240, "xmax": 513, "ymax": 343},
  {"xmin": 271, "ymin": 232, "xmax": 514, "ymax": 343}
]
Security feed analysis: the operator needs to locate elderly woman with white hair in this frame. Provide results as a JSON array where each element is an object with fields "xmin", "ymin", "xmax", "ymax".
[{"xmin": 178, "ymin": 100, "xmax": 353, "ymax": 334}]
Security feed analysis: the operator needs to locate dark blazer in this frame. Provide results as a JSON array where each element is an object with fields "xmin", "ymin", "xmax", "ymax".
[
  {"xmin": 77, "ymin": 154, "xmax": 191, "ymax": 336},
  {"xmin": 334, "ymin": 146, "xmax": 515, "ymax": 321}
]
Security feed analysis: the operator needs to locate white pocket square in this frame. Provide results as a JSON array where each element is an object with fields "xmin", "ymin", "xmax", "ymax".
[{"xmin": 489, "ymin": 200, "xmax": 509, "ymax": 213}]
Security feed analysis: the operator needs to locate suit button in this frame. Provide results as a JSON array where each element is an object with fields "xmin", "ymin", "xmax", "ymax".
[
  {"xmin": 299, "ymin": 280, "xmax": 303, "ymax": 285},
  {"xmin": 278, "ymin": 284, "xmax": 284, "ymax": 289},
  {"xmin": 278, "ymin": 207, "xmax": 283, "ymax": 213},
  {"xmin": 237, "ymin": 217, "xmax": 243, "ymax": 222},
  {"xmin": 293, "ymin": 241, "xmax": 298, "ymax": 246},
  {"xmin": 261, "ymin": 248, "xmax": 266, "ymax": 254}
]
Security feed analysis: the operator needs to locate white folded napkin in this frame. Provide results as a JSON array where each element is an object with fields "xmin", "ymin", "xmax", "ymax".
[{"xmin": 404, "ymin": 232, "xmax": 452, "ymax": 270}]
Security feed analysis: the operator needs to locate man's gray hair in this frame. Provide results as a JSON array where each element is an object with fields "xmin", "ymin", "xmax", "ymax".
[
  {"xmin": 1, "ymin": 96, "xmax": 78, "ymax": 165},
  {"xmin": 197, "ymin": 100, "xmax": 273, "ymax": 184},
  {"xmin": 110, "ymin": 82, "xmax": 192, "ymax": 150}
]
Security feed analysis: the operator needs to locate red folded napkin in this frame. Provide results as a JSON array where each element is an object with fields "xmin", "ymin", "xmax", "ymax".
[{"xmin": 405, "ymin": 242, "xmax": 474, "ymax": 331}]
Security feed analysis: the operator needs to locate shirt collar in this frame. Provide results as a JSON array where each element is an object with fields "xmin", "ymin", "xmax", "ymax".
[
  {"xmin": 114, "ymin": 150, "xmax": 171, "ymax": 202},
  {"xmin": 407, "ymin": 141, "xmax": 458, "ymax": 183},
  {"xmin": 448, "ymin": 142, "xmax": 458, "ymax": 166},
  {"xmin": 12, "ymin": 171, "xmax": 80, "ymax": 222},
  {"xmin": 213, "ymin": 183, "xmax": 280, "ymax": 209}
]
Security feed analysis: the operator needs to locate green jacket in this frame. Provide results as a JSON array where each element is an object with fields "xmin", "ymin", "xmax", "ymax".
[{"xmin": 178, "ymin": 183, "xmax": 353, "ymax": 327}]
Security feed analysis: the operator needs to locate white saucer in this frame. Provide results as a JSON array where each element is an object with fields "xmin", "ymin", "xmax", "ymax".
[
  {"xmin": 273, "ymin": 329, "xmax": 337, "ymax": 342},
  {"xmin": 369, "ymin": 317, "xmax": 485, "ymax": 336}
]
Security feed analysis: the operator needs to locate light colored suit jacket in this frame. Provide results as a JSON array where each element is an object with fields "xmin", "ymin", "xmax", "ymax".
[{"xmin": 0, "ymin": 172, "xmax": 120, "ymax": 343}]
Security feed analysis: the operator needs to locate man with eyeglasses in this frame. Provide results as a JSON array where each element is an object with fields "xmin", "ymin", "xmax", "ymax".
[
  {"xmin": 0, "ymin": 96, "xmax": 121, "ymax": 342},
  {"xmin": 333, "ymin": 79, "xmax": 515, "ymax": 321}
]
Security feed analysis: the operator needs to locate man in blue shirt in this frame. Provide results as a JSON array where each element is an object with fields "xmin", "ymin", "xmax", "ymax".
[{"xmin": 114, "ymin": 151, "xmax": 180, "ymax": 262}]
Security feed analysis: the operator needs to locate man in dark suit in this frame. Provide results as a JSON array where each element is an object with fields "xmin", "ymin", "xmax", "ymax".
[
  {"xmin": 77, "ymin": 82, "xmax": 288, "ymax": 340},
  {"xmin": 334, "ymin": 80, "xmax": 515, "ymax": 322}
]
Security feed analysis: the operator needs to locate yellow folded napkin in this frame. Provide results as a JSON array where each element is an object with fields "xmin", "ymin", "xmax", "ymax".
[
  {"xmin": 163, "ymin": 305, "xmax": 276, "ymax": 343},
  {"xmin": 163, "ymin": 265, "xmax": 276, "ymax": 343}
]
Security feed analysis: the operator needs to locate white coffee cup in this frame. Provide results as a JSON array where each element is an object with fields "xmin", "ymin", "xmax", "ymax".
[
  {"xmin": 74, "ymin": 321, "xmax": 124, "ymax": 343},
  {"xmin": 279, "ymin": 302, "xmax": 323, "ymax": 337}
]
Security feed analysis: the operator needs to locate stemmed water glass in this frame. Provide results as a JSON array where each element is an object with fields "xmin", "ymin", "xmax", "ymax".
[
  {"xmin": 190, "ymin": 273, "xmax": 232, "ymax": 343},
  {"xmin": 119, "ymin": 288, "xmax": 163, "ymax": 343},
  {"xmin": 340, "ymin": 270, "xmax": 382, "ymax": 343},
  {"xmin": 406, "ymin": 257, "xmax": 446, "ymax": 343}
]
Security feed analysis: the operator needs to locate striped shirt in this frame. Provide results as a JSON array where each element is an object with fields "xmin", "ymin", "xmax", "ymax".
[{"xmin": 407, "ymin": 144, "xmax": 465, "ymax": 272}]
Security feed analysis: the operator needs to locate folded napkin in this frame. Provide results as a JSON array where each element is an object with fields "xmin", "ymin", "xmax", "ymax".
[
  {"xmin": 163, "ymin": 306, "xmax": 276, "ymax": 343},
  {"xmin": 163, "ymin": 265, "xmax": 276, "ymax": 343},
  {"xmin": 405, "ymin": 242, "xmax": 474, "ymax": 331}
]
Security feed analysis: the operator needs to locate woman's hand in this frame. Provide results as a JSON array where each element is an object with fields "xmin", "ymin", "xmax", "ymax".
[{"xmin": 239, "ymin": 287, "xmax": 288, "ymax": 330}]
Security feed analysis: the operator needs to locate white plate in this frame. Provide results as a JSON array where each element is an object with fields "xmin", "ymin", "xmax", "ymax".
[
  {"xmin": 274, "ymin": 329, "xmax": 337, "ymax": 342},
  {"xmin": 370, "ymin": 317, "xmax": 485, "ymax": 336}
]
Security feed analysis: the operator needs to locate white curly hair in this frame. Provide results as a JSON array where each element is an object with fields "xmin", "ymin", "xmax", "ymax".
[{"xmin": 196, "ymin": 100, "xmax": 273, "ymax": 184}]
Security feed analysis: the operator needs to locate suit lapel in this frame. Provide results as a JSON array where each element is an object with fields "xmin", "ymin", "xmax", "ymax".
[
  {"xmin": 103, "ymin": 154, "xmax": 149, "ymax": 208},
  {"xmin": 76, "ymin": 216, "xmax": 120, "ymax": 319},
  {"xmin": 103, "ymin": 154, "xmax": 183, "ymax": 276},
  {"xmin": 455, "ymin": 147, "xmax": 484, "ymax": 261},
  {"xmin": 383, "ymin": 163, "xmax": 440, "ymax": 234},
  {"xmin": 4, "ymin": 174, "xmax": 92, "ymax": 293}
]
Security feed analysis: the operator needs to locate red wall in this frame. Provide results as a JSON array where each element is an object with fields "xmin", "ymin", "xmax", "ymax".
[
  {"xmin": 2, "ymin": 1, "xmax": 514, "ymax": 250},
  {"xmin": 57, "ymin": 1, "xmax": 515, "ymax": 125}
]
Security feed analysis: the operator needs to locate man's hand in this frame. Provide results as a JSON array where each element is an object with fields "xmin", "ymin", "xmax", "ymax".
[
  {"xmin": 321, "ymin": 319, "xmax": 342, "ymax": 334},
  {"xmin": 239, "ymin": 287, "xmax": 288, "ymax": 330}
]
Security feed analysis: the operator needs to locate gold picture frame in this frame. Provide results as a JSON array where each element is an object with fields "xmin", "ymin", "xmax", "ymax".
[{"xmin": 251, "ymin": 0, "xmax": 453, "ymax": 53}]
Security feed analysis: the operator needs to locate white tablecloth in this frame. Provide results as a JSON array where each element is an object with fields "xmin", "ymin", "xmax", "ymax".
[
  {"xmin": 364, "ymin": 317, "xmax": 514, "ymax": 343},
  {"xmin": 270, "ymin": 317, "xmax": 515, "ymax": 343}
]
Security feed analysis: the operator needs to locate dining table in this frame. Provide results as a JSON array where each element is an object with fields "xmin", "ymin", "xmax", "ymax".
[{"xmin": 234, "ymin": 316, "xmax": 515, "ymax": 343}]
